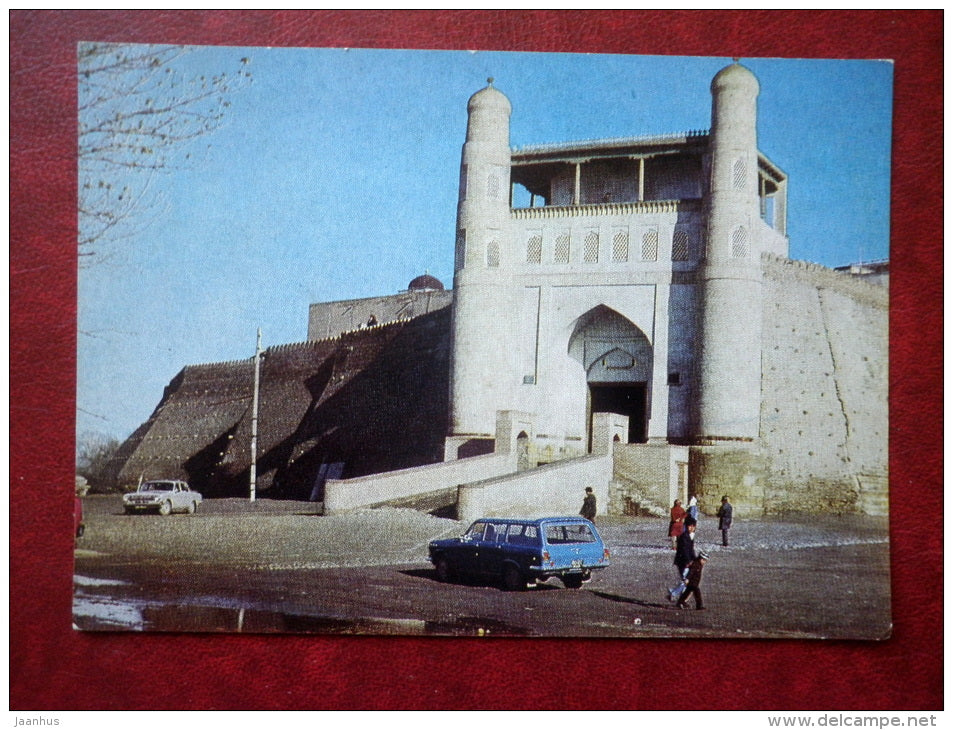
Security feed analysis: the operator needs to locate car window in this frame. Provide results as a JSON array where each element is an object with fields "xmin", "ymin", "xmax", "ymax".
[
  {"xmin": 506, "ymin": 524, "xmax": 541, "ymax": 546},
  {"xmin": 145, "ymin": 482, "xmax": 173, "ymax": 491},
  {"xmin": 484, "ymin": 523, "xmax": 508, "ymax": 543},
  {"xmin": 465, "ymin": 522, "xmax": 487, "ymax": 540},
  {"xmin": 545, "ymin": 523, "xmax": 597, "ymax": 544}
]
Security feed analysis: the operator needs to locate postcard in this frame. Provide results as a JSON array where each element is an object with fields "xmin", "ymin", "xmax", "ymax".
[{"xmin": 74, "ymin": 46, "xmax": 892, "ymax": 639}]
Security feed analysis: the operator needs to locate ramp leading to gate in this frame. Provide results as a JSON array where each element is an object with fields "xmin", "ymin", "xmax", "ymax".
[{"xmin": 323, "ymin": 411, "xmax": 630, "ymax": 520}]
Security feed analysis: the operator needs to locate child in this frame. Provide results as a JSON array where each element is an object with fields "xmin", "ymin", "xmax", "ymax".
[{"xmin": 676, "ymin": 551, "xmax": 709, "ymax": 610}]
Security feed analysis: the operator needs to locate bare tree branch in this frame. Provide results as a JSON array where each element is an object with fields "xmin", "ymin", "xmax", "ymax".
[{"xmin": 78, "ymin": 42, "xmax": 252, "ymax": 263}]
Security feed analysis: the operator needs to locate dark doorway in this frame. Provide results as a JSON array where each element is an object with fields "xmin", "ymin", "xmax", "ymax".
[{"xmin": 589, "ymin": 383, "xmax": 647, "ymax": 446}]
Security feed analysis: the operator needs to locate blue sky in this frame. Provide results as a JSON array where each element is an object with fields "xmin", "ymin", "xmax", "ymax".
[{"xmin": 77, "ymin": 47, "xmax": 894, "ymax": 441}]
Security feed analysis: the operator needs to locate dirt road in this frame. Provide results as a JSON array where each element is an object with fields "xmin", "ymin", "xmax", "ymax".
[{"xmin": 73, "ymin": 496, "xmax": 892, "ymax": 639}]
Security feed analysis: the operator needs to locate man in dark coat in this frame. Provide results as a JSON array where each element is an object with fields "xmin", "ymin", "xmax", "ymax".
[
  {"xmin": 717, "ymin": 496, "xmax": 733, "ymax": 546},
  {"xmin": 676, "ymin": 551, "xmax": 709, "ymax": 610},
  {"xmin": 674, "ymin": 516, "xmax": 698, "ymax": 575},
  {"xmin": 668, "ymin": 516, "xmax": 698, "ymax": 602},
  {"xmin": 579, "ymin": 487, "xmax": 597, "ymax": 522}
]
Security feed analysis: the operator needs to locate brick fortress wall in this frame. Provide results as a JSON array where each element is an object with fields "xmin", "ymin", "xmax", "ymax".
[{"xmin": 758, "ymin": 254, "xmax": 888, "ymax": 514}]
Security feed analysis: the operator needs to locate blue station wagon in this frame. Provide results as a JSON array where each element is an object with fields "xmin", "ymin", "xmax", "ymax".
[{"xmin": 428, "ymin": 516, "xmax": 610, "ymax": 591}]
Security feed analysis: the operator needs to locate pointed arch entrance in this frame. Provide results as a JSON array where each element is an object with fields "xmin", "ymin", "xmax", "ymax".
[{"xmin": 568, "ymin": 305, "xmax": 653, "ymax": 448}]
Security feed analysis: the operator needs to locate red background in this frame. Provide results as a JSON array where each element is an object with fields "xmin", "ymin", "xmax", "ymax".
[{"xmin": 10, "ymin": 10, "xmax": 942, "ymax": 710}]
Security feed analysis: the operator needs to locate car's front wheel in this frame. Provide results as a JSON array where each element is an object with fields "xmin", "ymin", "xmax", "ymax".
[
  {"xmin": 186, "ymin": 501, "xmax": 196, "ymax": 514},
  {"xmin": 434, "ymin": 556, "xmax": 453, "ymax": 583},
  {"xmin": 158, "ymin": 501, "xmax": 172, "ymax": 516},
  {"xmin": 502, "ymin": 564, "xmax": 526, "ymax": 592}
]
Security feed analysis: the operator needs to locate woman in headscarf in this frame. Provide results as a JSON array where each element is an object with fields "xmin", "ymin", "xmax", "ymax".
[
  {"xmin": 668, "ymin": 499, "xmax": 686, "ymax": 550},
  {"xmin": 687, "ymin": 495, "xmax": 699, "ymax": 522}
]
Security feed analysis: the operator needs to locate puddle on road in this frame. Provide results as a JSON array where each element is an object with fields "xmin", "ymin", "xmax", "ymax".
[{"xmin": 73, "ymin": 594, "xmax": 530, "ymax": 636}]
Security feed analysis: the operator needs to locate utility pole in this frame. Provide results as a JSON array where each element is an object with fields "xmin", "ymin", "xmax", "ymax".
[{"xmin": 250, "ymin": 327, "xmax": 262, "ymax": 502}]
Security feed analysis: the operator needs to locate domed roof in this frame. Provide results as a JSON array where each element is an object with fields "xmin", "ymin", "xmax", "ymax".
[
  {"xmin": 711, "ymin": 61, "xmax": 760, "ymax": 95},
  {"xmin": 408, "ymin": 274, "xmax": 445, "ymax": 291},
  {"xmin": 468, "ymin": 78, "xmax": 512, "ymax": 114}
]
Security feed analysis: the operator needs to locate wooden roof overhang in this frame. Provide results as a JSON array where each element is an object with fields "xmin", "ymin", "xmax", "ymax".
[{"xmin": 510, "ymin": 132, "xmax": 709, "ymax": 198}]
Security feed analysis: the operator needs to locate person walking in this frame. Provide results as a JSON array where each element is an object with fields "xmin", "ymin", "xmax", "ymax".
[
  {"xmin": 676, "ymin": 551, "xmax": 709, "ymax": 610},
  {"xmin": 668, "ymin": 499, "xmax": 687, "ymax": 550},
  {"xmin": 687, "ymin": 495, "xmax": 699, "ymax": 522},
  {"xmin": 669, "ymin": 516, "xmax": 697, "ymax": 602},
  {"xmin": 579, "ymin": 487, "xmax": 597, "ymax": 522},
  {"xmin": 717, "ymin": 495, "xmax": 733, "ymax": 547}
]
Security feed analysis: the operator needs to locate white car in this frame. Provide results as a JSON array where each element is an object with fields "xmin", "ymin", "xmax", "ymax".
[{"xmin": 123, "ymin": 480, "xmax": 202, "ymax": 516}]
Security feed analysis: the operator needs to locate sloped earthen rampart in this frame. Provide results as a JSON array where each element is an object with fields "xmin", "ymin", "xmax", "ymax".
[{"xmin": 112, "ymin": 309, "xmax": 452, "ymax": 498}]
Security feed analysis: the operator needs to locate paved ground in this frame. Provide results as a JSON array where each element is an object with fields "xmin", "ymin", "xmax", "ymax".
[{"xmin": 73, "ymin": 496, "xmax": 892, "ymax": 639}]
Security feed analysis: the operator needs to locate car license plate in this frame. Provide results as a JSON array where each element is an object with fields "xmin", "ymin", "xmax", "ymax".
[{"xmin": 570, "ymin": 559, "xmax": 583, "ymax": 569}]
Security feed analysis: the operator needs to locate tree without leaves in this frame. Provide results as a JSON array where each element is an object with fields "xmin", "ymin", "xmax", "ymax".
[
  {"xmin": 78, "ymin": 43, "xmax": 251, "ymax": 261},
  {"xmin": 76, "ymin": 430, "xmax": 123, "ymax": 492}
]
